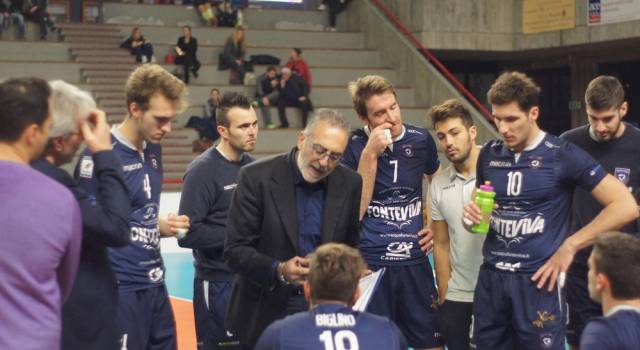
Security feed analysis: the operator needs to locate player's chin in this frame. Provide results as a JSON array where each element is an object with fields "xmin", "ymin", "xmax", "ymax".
[{"xmin": 152, "ymin": 134, "xmax": 168, "ymax": 143}]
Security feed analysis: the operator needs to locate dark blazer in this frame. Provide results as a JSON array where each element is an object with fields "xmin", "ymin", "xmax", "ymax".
[
  {"xmin": 32, "ymin": 151, "xmax": 131, "ymax": 350},
  {"xmin": 223, "ymin": 149, "xmax": 362, "ymax": 348}
]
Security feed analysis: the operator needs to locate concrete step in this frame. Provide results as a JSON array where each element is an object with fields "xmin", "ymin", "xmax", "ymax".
[
  {"xmin": 71, "ymin": 49, "xmax": 132, "ymax": 58},
  {"xmin": 76, "ymin": 56, "xmax": 138, "ymax": 64},
  {"xmin": 149, "ymin": 43, "xmax": 383, "ymax": 68},
  {"xmin": 82, "ymin": 63, "xmax": 399, "ymax": 86},
  {"xmin": 62, "ymin": 29, "xmax": 122, "ymax": 38},
  {"xmin": 0, "ymin": 61, "xmax": 83, "ymax": 82},
  {"xmin": 112, "ymin": 25, "xmax": 365, "ymax": 50},
  {"xmin": 0, "ymin": 41, "xmax": 71, "ymax": 62},
  {"xmin": 103, "ymin": 3, "xmax": 332, "ymax": 30},
  {"xmin": 64, "ymin": 35, "xmax": 122, "ymax": 45}
]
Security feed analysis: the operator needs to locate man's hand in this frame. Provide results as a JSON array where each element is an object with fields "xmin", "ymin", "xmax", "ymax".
[
  {"xmin": 262, "ymin": 96, "xmax": 270, "ymax": 106},
  {"xmin": 363, "ymin": 123, "xmax": 393, "ymax": 157},
  {"xmin": 531, "ymin": 240, "xmax": 577, "ymax": 291},
  {"xmin": 160, "ymin": 213, "xmax": 190, "ymax": 237},
  {"xmin": 418, "ymin": 227, "xmax": 434, "ymax": 254},
  {"xmin": 298, "ymin": 96, "xmax": 307, "ymax": 101},
  {"xmin": 461, "ymin": 201, "xmax": 482, "ymax": 230},
  {"xmin": 81, "ymin": 109, "xmax": 113, "ymax": 154},
  {"xmin": 279, "ymin": 256, "xmax": 310, "ymax": 285}
]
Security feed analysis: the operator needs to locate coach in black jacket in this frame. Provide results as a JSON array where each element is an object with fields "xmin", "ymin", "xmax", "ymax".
[
  {"xmin": 224, "ymin": 109, "xmax": 362, "ymax": 349},
  {"xmin": 32, "ymin": 81, "xmax": 130, "ymax": 350}
]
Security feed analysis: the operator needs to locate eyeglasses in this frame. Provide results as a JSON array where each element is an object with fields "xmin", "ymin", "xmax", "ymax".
[{"xmin": 311, "ymin": 143, "xmax": 342, "ymax": 162}]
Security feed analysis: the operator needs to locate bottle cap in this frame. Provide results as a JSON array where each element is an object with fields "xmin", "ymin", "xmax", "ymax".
[{"xmin": 479, "ymin": 181, "xmax": 494, "ymax": 192}]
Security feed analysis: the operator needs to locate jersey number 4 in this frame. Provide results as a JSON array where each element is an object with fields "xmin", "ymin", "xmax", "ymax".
[
  {"xmin": 319, "ymin": 330, "xmax": 359, "ymax": 350},
  {"xmin": 506, "ymin": 171, "xmax": 522, "ymax": 196},
  {"xmin": 143, "ymin": 173, "xmax": 152, "ymax": 199}
]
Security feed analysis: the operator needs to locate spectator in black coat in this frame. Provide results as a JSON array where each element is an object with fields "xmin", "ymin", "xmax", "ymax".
[
  {"xmin": 27, "ymin": 0, "xmax": 60, "ymax": 40},
  {"xmin": 120, "ymin": 27, "xmax": 154, "ymax": 63},
  {"xmin": 278, "ymin": 67, "xmax": 312, "ymax": 128},
  {"xmin": 216, "ymin": 0, "xmax": 238, "ymax": 27},
  {"xmin": 186, "ymin": 88, "xmax": 221, "ymax": 151},
  {"xmin": 31, "ymin": 80, "xmax": 131, "ymax": 350},
  {"xmin": 222, "ymin": 25, "xmax": 247, "ymax": 84},
  {"xmin": 254, "ymin": 65, "xmax": 279, "ymax": 128},
  {"xmin": 175, "ymin": 25, "xmax": 201, "ymax": 84}
]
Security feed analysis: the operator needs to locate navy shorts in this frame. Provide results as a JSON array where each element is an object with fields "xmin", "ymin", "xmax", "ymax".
[
  {"xmin": 193, "ymin": 278, "xmax": 240, "ymax": 349},
  {"xmin": 470, "ymin": 265, "xmax": 566, "ymax": 350},
  {"xmin": 367, "ymin": 262, "xmax": 441, "ymax": 348},
  {"xmin": 118, "ymin": 285, "xmax": 176, "ymax": 350},
  {"xmin": 565, "ymin": 266, "xmax": 602, "ymax": 346}
]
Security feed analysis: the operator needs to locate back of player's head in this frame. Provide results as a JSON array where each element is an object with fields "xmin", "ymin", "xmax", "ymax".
[
  {"xmin": 487, "ymin": 71, "xmax": 541, "ymax": 112},
  {"xmin": 303, "ymin": 108, "xmax": 350, "ymax": 139},
  {"xmin": 216, "ymin": 92, "xmax": 252, "ymax": 127},
  {"xmin": 593, "ymin": 231, "xmax": 640, "ymax": 300},
  {"xmin": 585, "ymin": 75, "xmax": 625, "ymax": 111},
  {"xmin": 308, "ymin": 243, "xmax": 367, "ymax": 304},
  {"xmin": 429, "ymin": 98, "xmax": 474, "ymax": 130},
  {"xmin": 0, "ymin": 77, "xmax": 51, "ymax": 142},
  {"xmin": 48, "ymin": 80, "xmax": 96, "ymax": 138},
  {"xmin": 348, "ymin": 75, "xmax": 397, "ymax": 118},
  {"xmin": 125, "ymin": 64, "xmax": 187, "ymax": 115}
]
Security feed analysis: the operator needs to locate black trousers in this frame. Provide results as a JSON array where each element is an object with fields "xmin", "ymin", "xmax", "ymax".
[
  {"xmin": 277, "ymin": 97, "xmax": 312, "ymax": 127},
  {"xmin": 175, "ymin": 55, "xmax": 201, "ymax": 84},
  {"xmin": 437, "ymin": 299, "xmax": 474, "ymax": 350}
]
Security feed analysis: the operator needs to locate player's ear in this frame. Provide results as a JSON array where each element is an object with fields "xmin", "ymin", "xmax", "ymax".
[
  {"xmin": 528, "ymin": 106, "xmax": 540, "ymax": 121},
  {"xmin": 619, "ymin": 101, "xmax": 628, "ymax": 119},
  {"xmin": 468, "ymin": 125, "xmax": 477, "ymax": 141},
  {"xmin": 596, "ymin": 273, "xmax": 608, "ymax": 293}
]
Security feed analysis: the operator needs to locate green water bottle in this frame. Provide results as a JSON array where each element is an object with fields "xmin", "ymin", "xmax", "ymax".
[{"xmin": 471, "ymin": 181, "xmax": 495, "ymax": 234}]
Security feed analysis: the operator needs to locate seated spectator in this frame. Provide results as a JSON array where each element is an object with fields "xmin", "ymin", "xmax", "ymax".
[
  {"xmin": 278, "ymin": 67, "xmax": 312, "ymax": 128},
  {"xmin": 26, "ymin": 0, "xmax": 60, "ymax": 40},
  {"xmin": 222, "ymin": 25, "xmax": 247, "ymax": 84},
  {"xmin": 175, "ymin": 25, "xmax": 201, "ymax": 84},
  {"xmin": 255, "ymin": 243, "xmax": 407, "ymax": 350},
  {"xmin": 321, "ymin": 0, "xmax": 352, "ymax": 31},
  {"xmin": 286, "ymin": 48, "xmax": 312, "ymax": 91},
  {"xmin": 120, "ymin": 27, "xmax": 154, "ymax": 63},
  {"xmin": 216, "ymin": 0, "xmax": 237, "ymax": 27},
  {"xmin": 186, "ymin": 87, "xmax": 221, "ymax": 152},
  {"xmin": 254, "ymin": 66, "xmax": 279, "ymax": 129},
  {"xmin": 0, "ymin": 0, "xmax": 25, "ymax": 40},
  {"xmin": 193, "ymin": 0, "xmax": 217, "ymax": 26}
]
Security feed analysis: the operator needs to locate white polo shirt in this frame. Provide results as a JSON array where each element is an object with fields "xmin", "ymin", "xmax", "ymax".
[{"xmin": 429, "ymin": 165, "xmax": 485, "ymax": 302}]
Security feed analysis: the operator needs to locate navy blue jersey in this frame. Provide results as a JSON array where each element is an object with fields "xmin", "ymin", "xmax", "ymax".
[
  {"xmin": 476, "ymin": 133, "xmax": 607, "ymax": 273},
  {"xmin": 255, "ymin": 304, "xmax": 407, "ymax": 350},
  {"xmin": 76, "ymin": 129, "xmax": 165, "ymax": 291},
  {"xmin": 580, "ymin": 307, "xmax": 640, "ymax": 350},
  {"xmin": 342, "ymin": 124, "xmax": 440, "ymax": 265}
]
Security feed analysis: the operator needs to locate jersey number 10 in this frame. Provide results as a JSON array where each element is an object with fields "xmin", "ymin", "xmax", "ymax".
[
  {"xmin": 506, "ymin": 171, "xmax": 522, "ymax": 196},
  {"xmin": 319, "ymin": 330, "xmax": 359, "ymax": 350}
]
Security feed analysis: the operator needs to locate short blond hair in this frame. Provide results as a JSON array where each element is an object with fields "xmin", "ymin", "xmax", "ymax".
[
  {"xmin": 348, "ymin": 75, "xmax": 396, "ymax": 118},
  {"xmin": 125, "ymin": 64, "xmax": 188, "ymax": 115},
  {"xmin": 308, "ymin": 243, "xmax": 367, "ymax": 304}
]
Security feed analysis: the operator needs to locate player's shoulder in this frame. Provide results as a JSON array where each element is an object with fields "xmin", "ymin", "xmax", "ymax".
[
  {"xmin": 356, "ymin": 311, "xmax": 402, "ymax": 332},
  {"xmin": 559, "ymin": 124, "xmax": 589, "ymax": 141},
  {"xmin": 239, "ymin": 152, "xmax": 287, "ymax": 178},
  {"xmin": 348, "ymin": 127, "xmax": 368, "ymax": 144},
  {"xmin": 625, "ymin": 122, "xmax": 640, "ymax": 138},
  {"xmin": 582, "ymin": 316, "xmax": 613, "ymax": 341},
  {"xmin": 431, "ymin": 165, "xmax": 455, "ymax": 187},
  {"xmin": 403, "ymin": 123, "xmax": 431, "ymax": 141}
]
